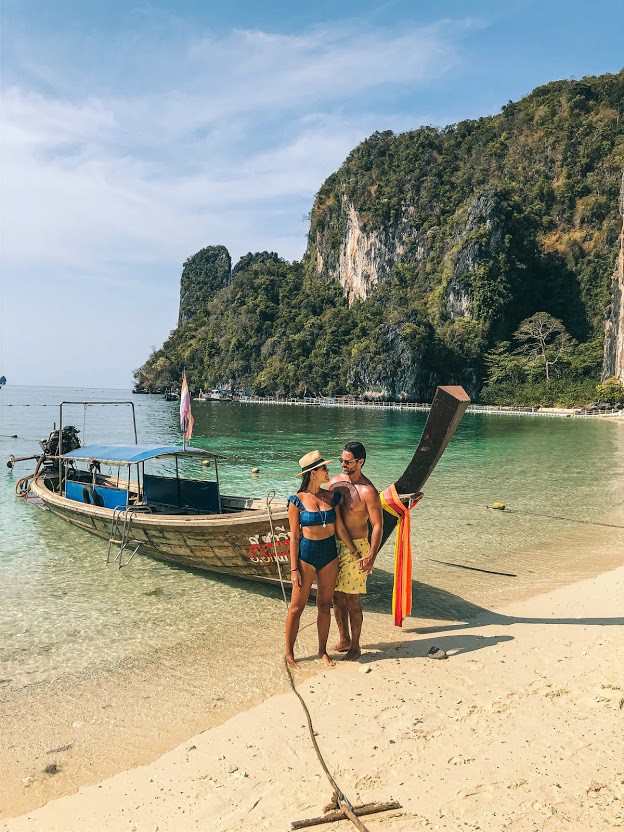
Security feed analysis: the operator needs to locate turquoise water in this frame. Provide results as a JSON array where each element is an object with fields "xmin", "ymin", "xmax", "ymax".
[{"xmin": 1, "ymin": 385, "xmax": 623, "ymax": 690}]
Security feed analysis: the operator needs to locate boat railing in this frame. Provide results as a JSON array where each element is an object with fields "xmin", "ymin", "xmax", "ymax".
[{"xmin": 107, "ymin": 506, "xmax": 148, "ymax": 569}]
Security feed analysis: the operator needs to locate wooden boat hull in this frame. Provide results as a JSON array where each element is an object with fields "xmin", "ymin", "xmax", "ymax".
[
  {"xmin": 27, "ymin": 385, "xmax": 470, "ymax": 586},
  {"xmin": 30, "ymin": 478, "xmax": 294, "ymax": 587}
]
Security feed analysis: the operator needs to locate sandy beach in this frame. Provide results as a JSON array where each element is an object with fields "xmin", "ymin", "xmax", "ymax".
[{"xmin": 2, "ymin": 558, "xmax": 623, "ymax": 832}]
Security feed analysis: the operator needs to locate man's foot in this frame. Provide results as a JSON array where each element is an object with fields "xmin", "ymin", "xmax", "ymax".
[
  {"xmin": 285, "ymin": 655, "xmax": 301, "ymax": 670},
  {"xmin": 334, "ymin": 640, "xmax": 351, "ymax": 652},
  {"xmin": 319, "ymin": 652, "xmax": 336, "ymax": 667},
  {"xmin": 341, "ymin": 648, "xmax": 362, "ymax": 661}
]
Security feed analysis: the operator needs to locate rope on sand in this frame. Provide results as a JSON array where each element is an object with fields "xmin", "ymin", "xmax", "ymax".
[
  {"xmin": 266, "ymin": 491, "xmax": 376, "ymax": 831},
  {"xmin": 283, "ymin": 657, "xmax": 372, "ymax": 832}
]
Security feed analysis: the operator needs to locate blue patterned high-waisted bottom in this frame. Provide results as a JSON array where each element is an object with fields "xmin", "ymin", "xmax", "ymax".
[{"xmin": 299, "ymin": 535, "xmax": 338, "ymax": 571}]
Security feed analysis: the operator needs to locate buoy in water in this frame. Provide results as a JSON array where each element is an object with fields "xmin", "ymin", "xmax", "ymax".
[
  {"xmin": 251, "ymin": 467, "xmax": 260, "ymax": 474},
  {"xmin": 490, "ymin": 502, "xmax": 506, "ymax": 510}
]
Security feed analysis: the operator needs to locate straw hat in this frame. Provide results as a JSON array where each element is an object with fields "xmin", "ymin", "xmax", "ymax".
[{"xmin": 296, "ymin": 450, "xmax": 333, "ymax": 477}]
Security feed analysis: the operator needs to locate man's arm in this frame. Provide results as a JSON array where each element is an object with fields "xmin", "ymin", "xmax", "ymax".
[{"xmin": 358, "ymin": 485, "xmax": 383, "ymax": 572}]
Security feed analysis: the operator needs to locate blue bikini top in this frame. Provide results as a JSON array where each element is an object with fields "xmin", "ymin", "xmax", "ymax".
[{"xmin": 288, "ymin": 491, "xmax": 341, "ymax": 527}]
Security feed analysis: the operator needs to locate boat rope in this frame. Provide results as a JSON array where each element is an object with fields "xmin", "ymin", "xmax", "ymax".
[
  {"xmin": 15, "ymin": 474, "xmax": 34, "ymax": 497},
  {"xmin": 283, "ymin": 657, "xmax": 372, "ymax": 831},
  {"xmin": 403, "ymin": 496, "xmax": 624, "ymax": 530},
  {"xmin": 493, "ymin": 506, "xmax": 624, "ymax": 530},
  {"xmin": 428, "ymin": 559, "xmax": 518, "ymax": 577},
  {"xmin": 265, "ymin": 490, "xmax": 372, "ymax": 831},
  {"xmin": 265, "ymin": 490, "xmax": 289, "ymax": 606}
]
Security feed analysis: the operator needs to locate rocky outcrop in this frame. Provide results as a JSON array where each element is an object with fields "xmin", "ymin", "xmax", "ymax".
[
  {"xmin": 312, "ymin": 197, "xmax": 419, "ymax": 303},
  {"xmin": 443, "ymin": 191, "xmax": 506, "ymax": 321},
  {"xmin": 346, "ymin": 317, "xmax": 436, "ymax": 400},
  {"xmin": 178, "ymin": 245, "xmax": 231, "ymax": 326},
  {"xmin": 337, "ymin": 202, "xmax": 398, "ymax": 302},
  {"xmin": 602, "ymin": 174, "xmax": 624, "ymax": 382}
]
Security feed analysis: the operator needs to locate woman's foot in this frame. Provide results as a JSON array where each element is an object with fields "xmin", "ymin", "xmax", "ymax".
[
  {"xmin": 319, "ymin": 652, "xmax": 336, "ymax": 667},
  {"xmin": 334, "ymin": 640, "xmax": 351, "ymax": 652},
  {"xmin": 341, "ymin": 647, "xmax": 362, "ymax": 661},
  {"xmin": 285, "ymin": 655, "xmax": 301, "ymax": 670}
]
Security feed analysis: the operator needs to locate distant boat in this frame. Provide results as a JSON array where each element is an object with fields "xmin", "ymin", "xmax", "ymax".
[
  {"xmin": 196, "ymin": 388, "xmax": 233, "ymax": 401},
  {"xmin": 11, "ymin": 387, "xmax": 470, "ymax": 587},
  {"xmin": 0, "ymin": 375, "xmax": 6, "ymax": 389},
  {"xmin": 163, "ymin": 389, "xmax": 179, "ymax": 401}
]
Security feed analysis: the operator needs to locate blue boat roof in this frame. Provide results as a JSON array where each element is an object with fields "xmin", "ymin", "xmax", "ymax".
[{"xmin": 63, "ymin": 444, "xmax": 224, "ymax": 464}]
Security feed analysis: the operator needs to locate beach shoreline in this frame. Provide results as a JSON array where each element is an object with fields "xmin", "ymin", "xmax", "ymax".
[
  {"xmin": 229, "ymin": 394, "xmax": 624, "ymax": 419},
  {"xmin": 2, "ymin": 562, "xmax": 623, "ymax": 831},
  {"xmin": 2, "ymin": 518, "xmax": 623, "ymax": 830}
]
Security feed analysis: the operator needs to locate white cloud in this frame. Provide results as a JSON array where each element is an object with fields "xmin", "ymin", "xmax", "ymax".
[{"xmin": 1, "ymin": 17, "xmax": 470, "ymax": 385}]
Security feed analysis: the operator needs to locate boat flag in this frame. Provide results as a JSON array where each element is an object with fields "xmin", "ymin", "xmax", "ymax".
[
  {"xmin": 179, "ymin": 373, "xmax": 194, "ymax": 441},
  {"xmin": 380, "ymin": 484, "xmax": 422, "ymax": 627}
]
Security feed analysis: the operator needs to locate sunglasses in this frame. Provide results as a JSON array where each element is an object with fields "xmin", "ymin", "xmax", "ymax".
[{"xmin": 339, "ymin": 457, "xmax": 360, "ymax": 465}]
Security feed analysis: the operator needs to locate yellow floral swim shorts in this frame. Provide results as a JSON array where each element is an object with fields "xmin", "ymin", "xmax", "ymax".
[{"xmin": 335, "ymin": 538, "xmax": 370, "ymax": 595}]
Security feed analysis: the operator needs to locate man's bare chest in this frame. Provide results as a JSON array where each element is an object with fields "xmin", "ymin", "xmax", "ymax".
[{"xmin": 336, "ymin": 483, "xmax": 367, "ymax": 515}]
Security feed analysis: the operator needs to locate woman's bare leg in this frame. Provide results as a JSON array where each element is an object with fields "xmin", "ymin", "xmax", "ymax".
[
  {"xmin": 285, "ymin": 562, "xmax": 315, "ymax": 669},
  {"xmin": 315, "ymin": 558, "xmax": 339, "ymax": 666}
]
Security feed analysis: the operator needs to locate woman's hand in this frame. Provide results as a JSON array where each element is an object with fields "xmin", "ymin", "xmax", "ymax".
[{"xmin": 291, "ymin": 567, "xmax": 302, "ymax": 589}]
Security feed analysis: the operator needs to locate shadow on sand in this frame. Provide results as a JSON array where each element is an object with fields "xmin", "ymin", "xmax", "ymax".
[{"xmin": 355, "ymin": 568, "xmax": 624, "ymax": 663}]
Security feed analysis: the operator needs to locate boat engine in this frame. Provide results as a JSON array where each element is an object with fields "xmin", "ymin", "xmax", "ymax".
[
  {"xmin": 39, "ymin": 426, "xmax": 81, "ymax": 490},
  {"xmin": 41, "ymin": 425, "xmax": 81, "ymax": 457}
]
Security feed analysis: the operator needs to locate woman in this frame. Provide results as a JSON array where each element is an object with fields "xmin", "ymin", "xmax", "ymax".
[{"xmin": 285, "ymin": 450, "xmax": 358, "ymax": 669}]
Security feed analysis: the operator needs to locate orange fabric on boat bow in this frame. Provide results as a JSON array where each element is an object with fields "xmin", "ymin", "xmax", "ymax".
[{"xmin": 380, "ymin": 484, "xmax": 422, "ymax": 627}]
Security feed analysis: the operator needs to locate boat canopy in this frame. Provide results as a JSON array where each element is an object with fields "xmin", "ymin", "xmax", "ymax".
[{"xmin": 62, "ymin": 444, "xmax": 225, "ymax": 465}]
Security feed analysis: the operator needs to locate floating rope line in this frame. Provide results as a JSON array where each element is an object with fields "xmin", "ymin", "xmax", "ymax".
[
  {"xmin": 499, "ymin": 507, "xmax": 624, "ymax": 530},
  {"xmin": 0, "ymin": 403, "xmax": 145, "ymax": 407},
  {"xmin": 0, "ymin": 434, "xmax": 44, "ymax": 442}
]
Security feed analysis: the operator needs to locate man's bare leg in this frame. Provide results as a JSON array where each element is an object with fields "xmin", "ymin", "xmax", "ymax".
[
  {"xmin": 333, "ymin": 590, "xmax": 351, "ymax": 651},
  {"xmin": 341, "ymin": 594, "xmax": 363, "ymax": 660}
]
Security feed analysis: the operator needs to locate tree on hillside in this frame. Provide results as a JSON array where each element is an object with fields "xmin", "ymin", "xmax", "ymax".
[
  {"xmin": 513, "ymin": 312, "xmax": 576, "ymax": 382},
  {"xmin": 483, "ymin": 341, "xmax": 527, "ymax": 386}
]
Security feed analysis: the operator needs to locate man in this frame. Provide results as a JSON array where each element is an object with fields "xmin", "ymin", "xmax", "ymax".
[{"xmin": 328, "ymin": 441, "xmax": 383, "ymax": 660}]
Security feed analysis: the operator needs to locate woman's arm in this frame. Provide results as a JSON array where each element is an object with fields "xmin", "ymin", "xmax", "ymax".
[
  {"xmin": 288, "ymin": 501, "xmax": 302, "ymax": 589},
  {"xmin": 334, "ymin": 503, "xmax": 357, "ymax": 556}
]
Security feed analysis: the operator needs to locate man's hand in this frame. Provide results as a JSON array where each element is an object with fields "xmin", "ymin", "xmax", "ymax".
[{"xmin": 357, "ymin": 553, "xmax": 376, "ymax": 573}]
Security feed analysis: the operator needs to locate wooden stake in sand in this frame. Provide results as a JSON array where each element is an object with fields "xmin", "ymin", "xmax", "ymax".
[{"xmin": 291, "ymin": 800, "xmax": 401, "ymax": 830}]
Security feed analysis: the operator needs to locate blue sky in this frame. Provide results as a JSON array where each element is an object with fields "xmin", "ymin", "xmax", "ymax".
[{"xmin": 2, "ymin": 0, "xmax": 622, "ymax": 387}]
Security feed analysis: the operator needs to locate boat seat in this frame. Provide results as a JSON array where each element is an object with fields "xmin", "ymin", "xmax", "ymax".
[
  {"xmin": 65, "ymin": 480, "xmax": 129, "ymax": 509},
  {"xmin": 143, "ymin": 474, "xmax": 220, "ymax": 513}
]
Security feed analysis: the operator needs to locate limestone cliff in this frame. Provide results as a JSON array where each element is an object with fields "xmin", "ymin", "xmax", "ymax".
[
  {"xmin": 136, "ymin": 71, "xmax": 623, "ymax": 403},
  {"xmin": 602, "ymin": 174, "xmax": 624, "ymax": 382},
  {"xmin": 313, "ymin": 197, "xmax": 415, "ymax": 303},
  {"xmin": 178, "ymin": 245, "xmax": 231, "ymax": 326}
]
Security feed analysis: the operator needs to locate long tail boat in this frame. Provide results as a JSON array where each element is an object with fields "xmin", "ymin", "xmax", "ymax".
[{"xmin": 13, "ymin": 387, "xmax": 469, "ymax": 586}]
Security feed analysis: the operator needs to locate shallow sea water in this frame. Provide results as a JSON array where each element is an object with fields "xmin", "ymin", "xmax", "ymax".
[{"xmin": 1, "ymin": 385, "xmax": 623, "ymax": 692}]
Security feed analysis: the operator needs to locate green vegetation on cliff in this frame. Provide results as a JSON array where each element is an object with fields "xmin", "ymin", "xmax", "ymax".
[{"xmin": 135, "ymin": 70, "xmax": 623, "ymax": 403}]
